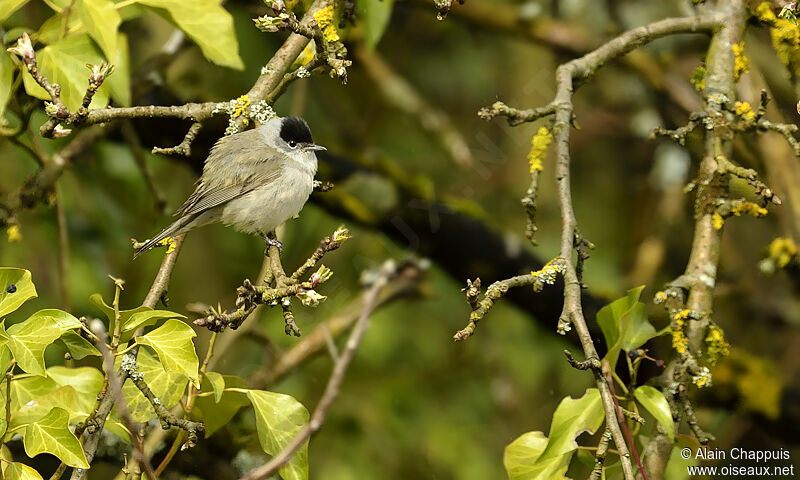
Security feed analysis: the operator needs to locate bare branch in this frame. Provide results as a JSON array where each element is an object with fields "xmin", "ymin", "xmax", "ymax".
[{"xmin": 240, "ymin": 261, "xmax": 398, "ymax": 480}]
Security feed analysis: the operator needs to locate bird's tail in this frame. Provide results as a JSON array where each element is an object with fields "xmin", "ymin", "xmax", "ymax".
[{"xmin": 133, "ymin": 216, "xmax": 193, "ymax": 259}]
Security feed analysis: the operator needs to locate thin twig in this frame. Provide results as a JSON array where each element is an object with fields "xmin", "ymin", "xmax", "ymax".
[{"xmin": 240, "ymin": 262, "xmax": 396, "ymax": 480}]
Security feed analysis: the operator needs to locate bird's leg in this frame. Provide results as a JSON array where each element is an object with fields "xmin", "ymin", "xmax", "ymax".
[{"xmin": 259, "ymin": 230, "xmax": 283, "ymax": 255}]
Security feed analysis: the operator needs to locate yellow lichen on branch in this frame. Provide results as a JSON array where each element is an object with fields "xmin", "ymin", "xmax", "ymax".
[
  {"xmin": 671, "ymin": 309, "xmax": 691, "ymax": 354},
  {"xmin": 313, "ymin": 5, "xmax": 340, "ymax": 43},
  {"xmin": 527, "ymin": 127, "xmax": 552, "ymax": 173}
]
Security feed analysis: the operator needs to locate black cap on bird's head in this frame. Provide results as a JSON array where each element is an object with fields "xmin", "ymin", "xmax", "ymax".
[{"xmin": 280, "ymin": 117, "xmax": 325, "ymax": 151}]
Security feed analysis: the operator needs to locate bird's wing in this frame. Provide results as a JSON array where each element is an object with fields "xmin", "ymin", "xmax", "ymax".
[{"xmin": 175, "ymin": 134, "xmax": 285, "ymax": 218}]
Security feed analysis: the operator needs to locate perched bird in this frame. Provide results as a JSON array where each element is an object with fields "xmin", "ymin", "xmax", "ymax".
[{"xmin": 135, "ymin": 116, "xmax": 325, "ymax": 258}]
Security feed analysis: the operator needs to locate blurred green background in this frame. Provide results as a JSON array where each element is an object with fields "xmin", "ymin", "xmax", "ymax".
[{"xmin": 2, "ymin": 0, "xmax": 800, "ymax": 478}]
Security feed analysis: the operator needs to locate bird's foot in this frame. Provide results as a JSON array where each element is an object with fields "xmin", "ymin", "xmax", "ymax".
[
  {"xmin": 264, "ymin": 236, "xmax": 283, "ymax": 255},
  {"xmin": 259, "ymin": 231, "xmax": 283, "ymax": 256}
]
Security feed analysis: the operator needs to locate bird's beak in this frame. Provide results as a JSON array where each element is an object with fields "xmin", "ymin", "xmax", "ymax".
[{"xmin": 305, "ymin": 143, "xmax": 327, "ymax": 152}]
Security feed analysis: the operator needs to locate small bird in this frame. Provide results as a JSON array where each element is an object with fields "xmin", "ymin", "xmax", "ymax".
[{"xmin": 135, "ymin": 116, "xmax": 325, "ymax": 258}]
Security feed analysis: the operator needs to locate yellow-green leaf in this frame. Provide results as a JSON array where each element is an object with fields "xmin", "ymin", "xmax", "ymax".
[
  {"xmin": 4, "ymin": 462, "xmax": 43, "ymax": 480},
  {"xmin": 0, "ymin": 268, "xmax": 37, "ymax": 317},
  {"xmin": 106, "ymin": 32, "xmax": 130, "ymax": 106},
  {"xmin": 9, "ymin": 375, "xmax": 58, "ymax": 413},
  {"xmin": 78, "ymin": 0, "xmax": 120, "ymax": 61},
  {"xmin": 203, "ymin": 371, "xmax": 225, "ymax": 403},
  {"xmin": 4, "ymin": 309, "xmax": 82, "ymax": 376},
  {"xmin": 47, "ymin": 366, "xmax": 104, "ymax": 413},
  {"xmin": 136, "ymin": 0, "xmax": 243, "ymax": 69},
  {"xmin": 597, "ymin": 286, "xmax": 661, "ymax": 371},
  {"xmin": 246, "ymin": 390, "xmax": 309, "ymax": 480},
  {"xmin": 58, "ymin": 330, "xmax": 100, "ymax": 360},
  {"xmin": 37, "ymin": 13, "xmax": 85, "ymax": 45},
  {"xmin": 120, "ymin": 308, "xmax": 185, "ymax": 343},
  {"xmin": 115, "ymin": 348, "xmax": 187, "ymax": 423},
  {"xmin": 192, "ymin": 375, "xmax": 249, "ymax": 437},
  {"xmin": 0, "ymin": 52, "xmax": 14, "ymax": 120},
  {"xmin": 503, "ymin": 389, "xmax": 605, "ymax": 479},
  {"xmin": 634, "ymin": 385, "xmax": 675, "ymax": 441},
  {"xmin": 135, "ymin": 319, "xmax": 198, "ymax": 385},
  {"xmin": 21, "ymin": 34, "xmax": 110, "ymax": 111},
  {"xmin": 504, "ymin": 431, "xmax": 549, "ymax": 479},
  {"xmin": 0, "ymin": 0, "xmax": 30, "ymax": 22},
  {"xmin": 12, "ymin": 385, "xmax": 85, "ymax": 427},
  {"xmin": 89, "ymin": 292, "xmax": 150, "ymax": 339},
  {"xmin": 357, "ymin": 0, "xmax": 395, "ymax": 50},
  {"xmin": 23, "ymin": 407, "xmax": 89, "ymax": 468}
]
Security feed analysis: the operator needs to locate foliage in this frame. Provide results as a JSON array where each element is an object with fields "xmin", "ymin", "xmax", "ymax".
[{"xmin": 0, "ymin": 268, "xmax": 311, "ymax": 477}]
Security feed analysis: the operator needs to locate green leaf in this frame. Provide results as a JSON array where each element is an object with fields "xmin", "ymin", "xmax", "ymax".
[
  {"xmin": 9, "ymin": 376, "xmax": 58, "ymax": 413},
  {"xmin": 504, "ymin": 431, "xmax": 549, "ymax": 479},
  {"xmin": 21, "ymin": 34, "xmax": 110, "ymax": 111},
  {"xmin": 115, "ymin": 348, "xmax": 187, "ymax": 423},
  {"xmin": 77, "ymin": 0, "xmax": 120, "ymax": 61},
  {"xmin": 597, "ymin": 286, "xmax": 660, "ymax": 370},
  {"xmin": 203, "ymin": 371, "xmax": 225, "ymax": 403},
  {"xmin": 4, "ymin": 309, "xmax": 82, "ymax": 376},
  {"xmin": 247, "ymin": 390, "xmax": 309, "ymax": 480},
  {"xmin": 0, "ymin": 0, "xmax": 30, "ymax": 22},
  {"xmin": 0, "ymin": 268, "xmax": 37, "ymax": 317},
  {"xmin": 4, "ymin": 462, "xmax": 43, "ymax": 480},
  {"xmin": 135, "ymin": 319, "xmax": 198, "ymax": 385},
  {"xmin": 12, "ymin": 385, "xmax": 85, "ymax": 427},
  {"xmin": 136, "ymin": 0, "xmax": 243, "ymax": 69},
  {"xmin": 106, "ymin": 33, "xmax": 130, "ymax": 106},
  {"xmin": 193, "ymin": 375, "xmax": 249, "ymax": 437},
  {"xmin": 23, "ymin": 407, "xmax": 89, "ymax": 468},
  {"xmin": 57, "ymin": 331, "xmax": 101, "ymax": 360},
  {"xmin": 634, "ymin": 385, "xmax": 675, "ymax": 442},
  {"xmin": 120, "ymin": 308, "xmax": 185, "ymax": 343},
  {"xmin": 47, "ymin": 366, "xmax": 104, "ymax": 412},
  {"xmin": 357, "ymin": 0, "xmax": 395, "ymax": 49},
  {"xmin": 503, "ymin": 389, "xmax": 605, "ymax": 479},
  {"xmin": 37, "ymin": 13, "xmax": 85, "ymax": 45},
  {"xmin": 0, "ymin": 52, "xmax": 14, "ymax": 121},
  {"xmin": 89, "ymin": 292, "xmax": 151, "ymax": 338}
]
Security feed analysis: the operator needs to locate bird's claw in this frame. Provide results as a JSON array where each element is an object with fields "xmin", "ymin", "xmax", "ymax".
[{"xmin": 264, "ymin": 236, "xmax": 283, "ymax": 255}]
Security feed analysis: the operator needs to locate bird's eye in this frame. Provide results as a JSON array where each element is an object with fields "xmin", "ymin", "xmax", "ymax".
[{"xmin": 288, "ymin": 140, "xmax": 297, "ymax": 148}]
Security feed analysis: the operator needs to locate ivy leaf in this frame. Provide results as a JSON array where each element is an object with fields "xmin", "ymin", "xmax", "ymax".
[
  {"xmin": 37, "ymin": 12, "xmax": 84, "ymax": 45},
  {"xmin": 0, "ymin": 52, "xmax": 15, "ymax": 121},
  {"xmin": 357, "ymin": 0, "xmax": 395, "ymax": 50},
  {"xmin": 504, "ymin": 431, "xmax": 550, "ymax": 479},
  {"xmin": 634, "ymin": 385, "xmax": 675, "ymax": 441},
  {"xmin": 136, "ymin": 0, "xmax": 244, "ymax": 69},
  {"xmin": 503, "ymin": 389, "xmax": 605, "ymax": 479},
  {"xmin": 106, "ymin": 33, "xmax": 130, "ymax": 106},
  {"xmin": 89, "ymin": 293, "xmax": 150, "ymax": 339},
  {"xmin": 23, "ymin": 407, "xmax": 89, "ymax": 468},
  {"xmin": 193, "ymin": 375, "xmax": 249, "ymax": 437},
  {"xmin": 203, "ymin": 371, "xmax": 225, "ymax": 403},
  {"xmin": 135, "ymin": 319, "xmax": 199, "ymax": 385},
  {"xmin": 78, "ymin": 0, "xmax": 120, "ymax": 61},
  {"xmin": 3, "ymin": 309, "xmax": 82, "ymax": 376},
  {"xmin": 0, "ymin": 0, "xmax": 30, "ymax": 22},
  {"xmin": 12, "ymin": 385, "xmax": 85, "ymax": 427},
  {"xmin": 246, "ymin": 390, "xmax": 310, "ymax": 480},
  {"xmin": 9, "ymin": 376, "xmax": 58, "ymax": 412},
  {"xmin": 115, "ymin": 348, "xmax": 187, "ymax": 423},
  {"xmin": 4, "ymin": 462, "xmax": 43, "ymax": 480},
  {"xmin": 597, "ymin": 286, "xmax": 660, "ymax": 370},
  {"xmin": 120, "ymin": 309, "xmax": 185, "ymax": 343},
  {"xmin": 57, "ymin": 331, "xmax": 100, "ymax": 360},
  {"xmin": 47, "ymin": 366, "xmax": 104, "ymax": 412},
  {"xmin": 0, "ymin": 268, "xmax": 37, "ymax": 317},
  {"xmin": 21, "ymin": 34, "xmax": 111, "ymax": 111}
]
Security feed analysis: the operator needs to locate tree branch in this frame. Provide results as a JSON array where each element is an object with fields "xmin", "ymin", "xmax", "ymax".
[{"xmin": 240, "ymin": 261, "xmax": 398, "ymax": 480}]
